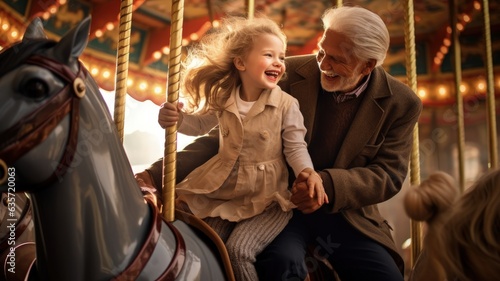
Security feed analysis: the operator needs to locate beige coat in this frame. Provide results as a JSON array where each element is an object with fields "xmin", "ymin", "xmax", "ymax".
[{"xmin": 176, "ymin": 87, "xmax": 302, "ymax": 222}]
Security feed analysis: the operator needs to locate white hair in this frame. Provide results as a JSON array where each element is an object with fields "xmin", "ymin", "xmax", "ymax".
[{"xmin": 322, "ymin": 6, "xmax": 390, "ymax": 67}]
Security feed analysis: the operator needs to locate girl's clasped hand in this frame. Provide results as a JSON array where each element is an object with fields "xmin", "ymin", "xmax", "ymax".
[{"xmin": 158, "ymin": 101, "xmax": 183, "ymax": 128}]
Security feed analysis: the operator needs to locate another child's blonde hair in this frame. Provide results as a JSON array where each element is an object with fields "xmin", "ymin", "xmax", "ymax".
[
  {"xmin": 405, "ymin": 170, "xmax": 500, "ymax": 281},
  {"xmin": 180, "ymin": 16, "xmax": 287, "ymax": 113}
]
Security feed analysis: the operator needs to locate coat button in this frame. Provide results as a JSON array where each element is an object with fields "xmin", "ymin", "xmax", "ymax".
[{"xmin": 258, "ymin": 164, "xmax": 265, "ymax": 171}]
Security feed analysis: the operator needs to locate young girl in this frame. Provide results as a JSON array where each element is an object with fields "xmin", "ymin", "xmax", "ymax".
[{"xmin": 159, "ymin": 16, "xmax": 328, "ymax": 280}]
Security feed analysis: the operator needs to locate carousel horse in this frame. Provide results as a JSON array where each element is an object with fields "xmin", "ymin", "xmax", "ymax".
[{"xmin": 0, "ymin": 17, "xmax": 233, "ymax": 280}]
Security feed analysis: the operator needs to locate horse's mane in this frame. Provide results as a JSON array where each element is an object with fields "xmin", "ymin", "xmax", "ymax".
[{"xmin": 0, "ymin": 39, "xmax": 56, "ymax": 77}]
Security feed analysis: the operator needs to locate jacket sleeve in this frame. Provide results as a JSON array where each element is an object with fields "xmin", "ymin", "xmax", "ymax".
[
  {"xmin": 145, "ymin": 127, "xmax": 220, "ymax": 191},
  {"xmin": 282, "ymin": 99, "xmax": 314, "ymax": 176},
  {"xmin": 178, "ymin": 111, "xmax": 219, "ymax": 136},
  {"xmin": 323, "ymin": 92, "xmax": 422, "ymax": 213}
]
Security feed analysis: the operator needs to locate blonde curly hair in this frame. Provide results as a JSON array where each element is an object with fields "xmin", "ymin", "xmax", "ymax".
[
  {"xmin": 180, "ymin": 16, "xmax": 286, "ymax": 114},
  {"xmin": 405, "ymin": 169, "xmax": 500, "ymax": 281}
]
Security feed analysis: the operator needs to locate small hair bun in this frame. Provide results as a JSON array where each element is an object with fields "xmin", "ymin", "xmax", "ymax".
[{"xmin": 404, "ymin": 171, "xmax": 458, "ymax": 222}]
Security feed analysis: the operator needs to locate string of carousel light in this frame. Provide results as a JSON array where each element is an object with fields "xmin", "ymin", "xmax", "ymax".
[
  {"xmin": 1, "ymin": 3, "xmax": 498, "ymax": 106},
  {"xmin": 39, "ymin": 0, "xmax": 67, "ymax": 21},
  {"xmin": 0, "ymin": 10, "xmax": 21, "ymax": 47},
  {"xmin": 416, "ymin": 74, "xmax": 500, "ymax": 105},
  {"xmin": 78, "ymin": 16, "xmax": 218, "ymax": 103},
  {"xmin": 79, "ymin": 49, "xmax": 499, "ymax": 106},
  {"xmin": 150, "ymin": 20, "xmax": 217, "ymax": 61},
  {"xmin": 432, "ymin": 1, "xmax": 479, "ymax": 70},
  {"xmin": 0, "ymin": 0, "xmax": 64, "ymax": 49},
  {"xmin": 79, "ymin": 54, "xmax": 167, "ymax": 104}
]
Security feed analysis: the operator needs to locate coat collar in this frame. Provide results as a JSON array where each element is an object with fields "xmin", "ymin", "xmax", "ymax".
[
  {"xmin": 336, "ymin": 67, "xmax": 393, "ymax": 167},
  {"xmin": 224, "ymin": 86, "xmax": 283, "ymax": 120}
]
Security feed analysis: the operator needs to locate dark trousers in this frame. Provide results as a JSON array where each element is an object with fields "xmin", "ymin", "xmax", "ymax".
[{"xmin": 255, "ymin": 209, "xmax": 403, "ymax": 281}]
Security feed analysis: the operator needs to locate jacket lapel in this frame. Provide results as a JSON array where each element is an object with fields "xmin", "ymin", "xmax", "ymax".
[
  {"xmin": 334, "ymin": 67, "xmax": 392, "ymax": 167},
  {"xmin": 225, "ymin": 88, "xmax": 241, "ymax": 122},
  {"xmin": 289, "ymin": 57, "xmax": 321, "ymax": 143},
  {"xmin": 225, "ymin": 87, "xmax": 280, "ymax": 122},
  {"xmin": 245, "ymin": 88, "xmax": 276, "ymax": 119}
]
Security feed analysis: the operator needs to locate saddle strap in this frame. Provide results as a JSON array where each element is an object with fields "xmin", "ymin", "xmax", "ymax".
[
  {"xmin": 0, "ymin": 242, "xmax": 36, "ymax": 281},
  {"xmin": 175, "ymin": 209, "xmax": 236, "ymax": 281},
  {"xmin": 111, "ymin": 198, "xmax": 186, "ymax": 281},
  {"xmin": 0, "ymin": 196, "xmax": 32, "ymax": 252}
]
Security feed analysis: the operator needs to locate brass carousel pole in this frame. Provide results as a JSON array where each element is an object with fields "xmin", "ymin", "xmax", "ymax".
[
  {"xmin": 245, "ymin": 0, "xmax": 254, "ymax": 19},
  {"xmin": 403, "ymin": 0, "xmax": 422, "ymax": 265},
  {"xmin": 481, "ymin": 0, "xmax": 498, "ymax": 169},
  {"xmin": 450, "ymin": 0, "xmax": 466, "ymax": 192},
  {"xmin": 113, "ymin": 0, "xmax": 134, "ymax": 142},
  {"xmin": 162, "ymin": 0, "xmax": 185, "ymax": 222}
]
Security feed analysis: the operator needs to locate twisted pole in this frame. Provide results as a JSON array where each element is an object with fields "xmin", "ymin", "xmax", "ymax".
[
  {"xmin": 245, "ymin": 0, "xmax": 255, "ymax": 19},
  {"xmin": 113, "ymin": 0, "xmax": 134, "ymax": 142},
  {"xmin": 449, "ymin": 0, "xmax": 466, "ymax": 192},
  {"xmin": 403, "ymin": 0, "xmax": 422, "ymax": 266},
  {"xmin": 481, "ymin": 0, "xmax": 498, "ymax": 169},
  {"xmin": 162, "ymin": 0, "xmax": 185, "ymax": 222}
]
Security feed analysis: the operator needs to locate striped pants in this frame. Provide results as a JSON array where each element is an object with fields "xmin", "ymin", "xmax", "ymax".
[{"xmin": 204, "ymin": 202, "xmax": 292, "ymax": 281}]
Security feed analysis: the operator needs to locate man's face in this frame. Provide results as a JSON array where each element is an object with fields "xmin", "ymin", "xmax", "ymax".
[{"xmin": 316, "ymin": 29, "xmax": 368, "ymax": 93}]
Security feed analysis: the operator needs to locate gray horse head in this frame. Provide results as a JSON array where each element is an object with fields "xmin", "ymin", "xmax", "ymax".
[{"xmin": 0, "ymin": 17, "xmax": 229, "ymax": 281}]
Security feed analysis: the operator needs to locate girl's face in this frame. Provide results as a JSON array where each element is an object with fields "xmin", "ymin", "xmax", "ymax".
[{"xmin": 236, "ymin": 34, "xmax": 286, "ymax": 93}]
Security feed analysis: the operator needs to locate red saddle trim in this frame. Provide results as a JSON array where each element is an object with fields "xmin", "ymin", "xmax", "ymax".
[{"xmin": 111, "ymin": 198, "xmax": 186, "ymax": 281}]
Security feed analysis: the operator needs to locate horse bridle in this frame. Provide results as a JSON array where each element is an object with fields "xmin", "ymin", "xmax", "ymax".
[
  {"xmin": 0, "ymin": 55, "xmax": 186, "ymax": 280},
  {"xmin": 0, "ymin": 54, "xmax": 85, "ymax": 191}
]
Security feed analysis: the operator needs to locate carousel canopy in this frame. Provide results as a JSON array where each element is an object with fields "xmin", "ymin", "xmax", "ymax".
[{"xmin": 1, "ymin": 0, "xmax": 499, "ymax": 106}]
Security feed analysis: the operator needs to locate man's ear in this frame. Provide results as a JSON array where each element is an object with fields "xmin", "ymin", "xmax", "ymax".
[
  {"xmin": 234, "ymin": 57, "xmax": 245, "ymax": 71},
  {"xmin": 363, "ymin": 59, "xmax": 376, "ymax": 75}
]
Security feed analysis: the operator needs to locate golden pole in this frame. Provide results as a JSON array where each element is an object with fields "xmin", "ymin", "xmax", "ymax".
[
  {"xmin": 481, "ymin": 0, "xmax": 498, "ymax": 169},
  {"xmin": 113, "ymin": 0, "xmax": 134, "ymax": 142},
  {"xmin": 162, "ymin": 0, "xmax": 185, "ymax": 222},
  {"xmin": 403, "ymin": 0, "xmax": 422, "ymax": 266},
  {"xmin": 449, "ymin": 0, "xmax": 466, "ymax": 192},
  {"xmin": 245, "ymin": 0, "xmax": 254, "ymax": 19},
  {"xmin": 336, "ymin": 0, "xmax": 343, "ymax": 7},
  {"xmin": 206, "ymin": 0, "xmax": 215, "ymax": 23}
]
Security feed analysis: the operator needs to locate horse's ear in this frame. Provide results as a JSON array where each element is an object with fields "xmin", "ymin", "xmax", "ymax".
[
  {"xmin": 52, "ymin": 16, "xmax": 92, "ymax": 63},
  {"xmin": 23, "ymin": 17, "xmax": 48, "ymax": 40}
]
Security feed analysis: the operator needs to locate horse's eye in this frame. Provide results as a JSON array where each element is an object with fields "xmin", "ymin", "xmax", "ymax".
[{"xmin": 23, "ymin": 78, "xmax": 49, "ymax": 101}]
